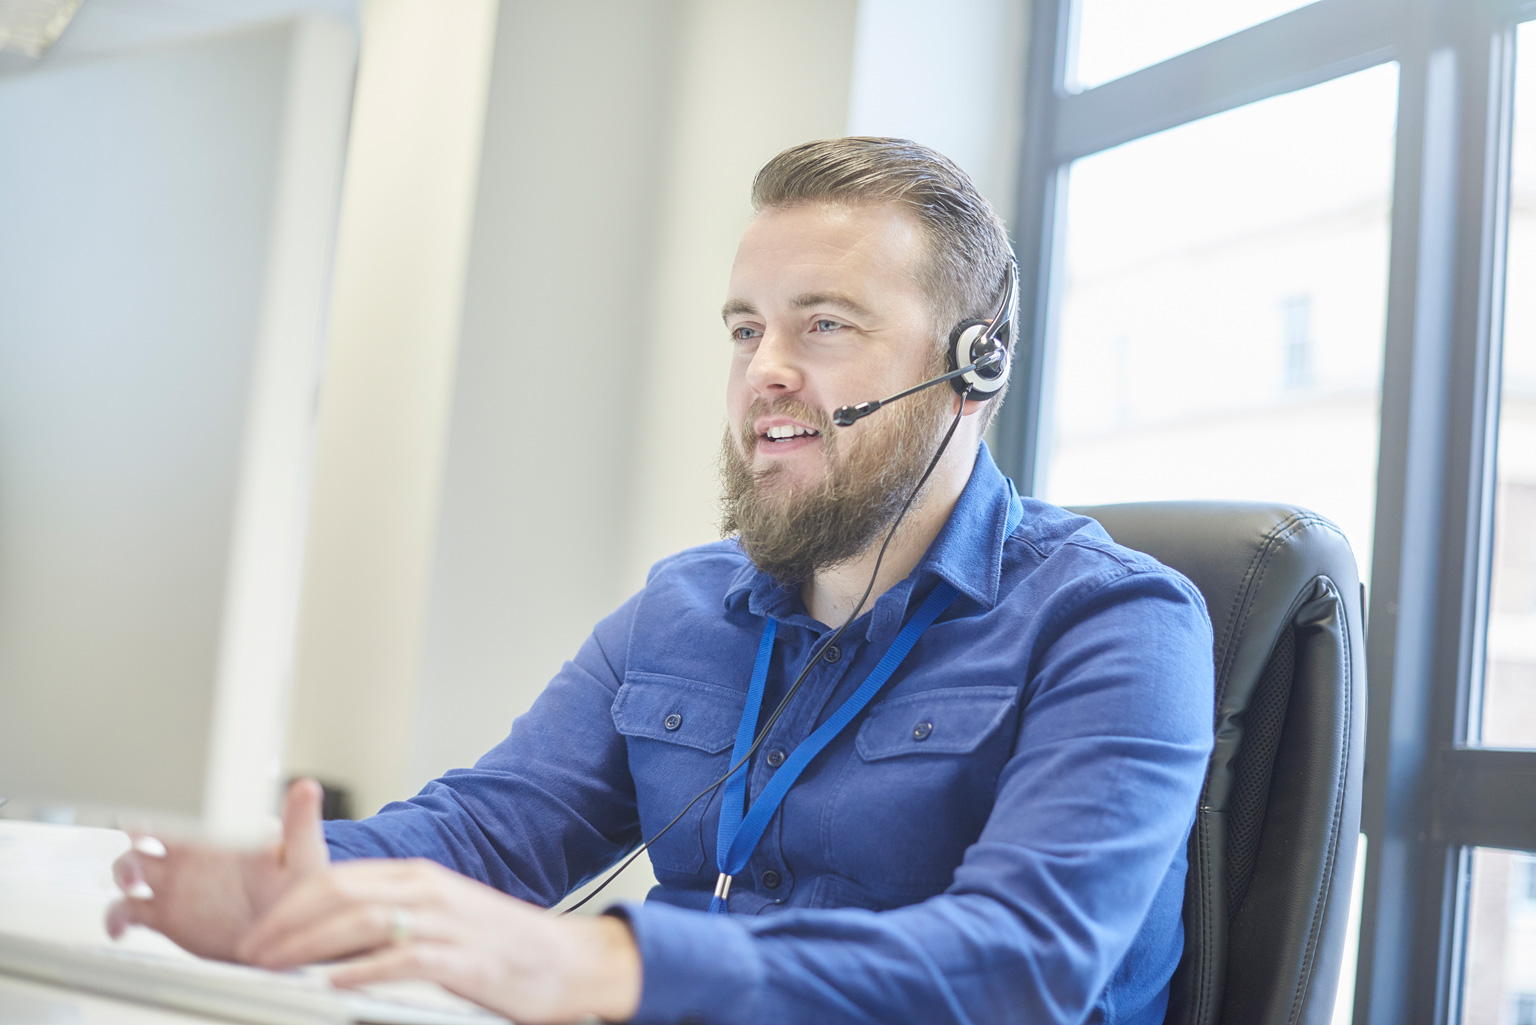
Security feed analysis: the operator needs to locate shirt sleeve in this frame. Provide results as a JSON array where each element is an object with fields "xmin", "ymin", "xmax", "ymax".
[
  {"xmin": 321, "ymin": 591, "xmax": 643, "ymax": 907},
  {"xmin": 611, "ymin": 568, "xmax": 1215, "ymax": 1025}
]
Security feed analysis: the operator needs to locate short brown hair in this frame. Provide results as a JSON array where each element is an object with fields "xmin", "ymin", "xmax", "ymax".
[{"xmin": 751, "ymin": 137, "xmax": 1015, "ymax": 340}]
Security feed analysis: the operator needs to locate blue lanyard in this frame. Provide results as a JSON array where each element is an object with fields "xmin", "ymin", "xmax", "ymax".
[
  {"xmin": 708, "ymin": 490, "xmax": 1024, "ymax": 913},
  {"xmin": 709, "ymin": 580, "xmax": 959, "ymax": 913}
]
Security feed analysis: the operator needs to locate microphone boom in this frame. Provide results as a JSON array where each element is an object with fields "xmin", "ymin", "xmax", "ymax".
[{"xmin": 832, "ymin": 350, "xmax": 1002, "ymax": 428}]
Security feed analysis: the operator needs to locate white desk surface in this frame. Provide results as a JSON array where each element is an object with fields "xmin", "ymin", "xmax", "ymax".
[{"xmin": 0, "ymin": 818, "xmax": 231, "ymax": 1023}]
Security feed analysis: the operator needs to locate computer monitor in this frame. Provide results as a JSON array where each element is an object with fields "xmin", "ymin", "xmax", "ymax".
[{"xmin": 0, "ymin": 18, "xmax": 355, "ymax": 842}]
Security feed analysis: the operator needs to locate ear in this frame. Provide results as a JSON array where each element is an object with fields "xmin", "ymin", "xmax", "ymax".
[{"xmin": 957, "ymin": 393, "xmax": 993, "ymax": 418}]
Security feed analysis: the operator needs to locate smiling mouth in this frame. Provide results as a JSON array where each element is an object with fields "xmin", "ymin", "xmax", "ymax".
[{"xmin": 762, "ymin": 424, "xmax": 821, "ymax": 443}]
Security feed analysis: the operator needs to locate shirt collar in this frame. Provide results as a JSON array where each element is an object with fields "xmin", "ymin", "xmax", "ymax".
[
  {"xmin": 915, "ymin": 441, "xmax": 1022, "ymax": 611},
  {"xmin": 722, "ymin": 441, "xmax": 1023, "ymax": 621}
]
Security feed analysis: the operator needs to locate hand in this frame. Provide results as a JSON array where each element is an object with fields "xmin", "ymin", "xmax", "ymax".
[
  {"xmin": 105, "ymin": 779, "xmax": 330, "ymax": 961},
  {"xmin": 238, "ymin": 858, "xmax": 641, "ymax": 1025}
]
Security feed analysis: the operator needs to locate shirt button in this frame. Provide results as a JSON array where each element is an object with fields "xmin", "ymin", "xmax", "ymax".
[
  {"xmin": 913, "ymin": 721, "xmax": 933, "ymax": 741},
  {"xmin": 765, "ymin": 748, "xmax": 786, "ymax": 768},
  {"xmin": 823, "ymin": 644, "xmax": 841, "ymax": 663},
  {"xmin": 663, "ymin": 713, "xmax": 682, "ymax": 731},
  {"xmin": 761, "ymin": 870, "xmax": 782, "ymax": 889}
]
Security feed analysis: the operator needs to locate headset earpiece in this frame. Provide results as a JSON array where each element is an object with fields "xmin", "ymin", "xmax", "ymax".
[{"xmin": 947, "ymin": 319, "xmax": 1011, "ymax": 398}]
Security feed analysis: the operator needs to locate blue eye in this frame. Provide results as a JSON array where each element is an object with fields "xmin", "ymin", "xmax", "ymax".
[
  {"xmin": 813, "ymin": 319, "xmax": 843, "ymax": 333},
  {"xmin": 732, "ymin": 325, "xmax": 760, "ymax": 341}
]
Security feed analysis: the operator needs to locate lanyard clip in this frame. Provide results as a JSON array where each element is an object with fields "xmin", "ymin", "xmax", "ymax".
[{"xmin": 707, "ymin": 873, "xmax": 734, "ymax": 915}]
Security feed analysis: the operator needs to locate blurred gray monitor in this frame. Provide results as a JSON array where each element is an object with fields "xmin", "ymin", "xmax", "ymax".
[{"xmin": 0, "ymin": 18, "xmax": 354, "ymax": 840}]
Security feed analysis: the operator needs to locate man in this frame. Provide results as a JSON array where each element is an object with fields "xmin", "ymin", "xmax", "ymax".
[{"xmin": 108, "ymin": 138, "xmax": 1215, "ymax": 1025}]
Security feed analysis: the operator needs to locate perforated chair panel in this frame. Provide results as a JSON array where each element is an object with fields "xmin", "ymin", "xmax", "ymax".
[
  {"xmin": 1069, "ymin": 502, "xmax": 1365, "ymax": 1025},
  {"xmin": 1228, "ymin": 626, "xmax": 1294, "ymax": 917}
]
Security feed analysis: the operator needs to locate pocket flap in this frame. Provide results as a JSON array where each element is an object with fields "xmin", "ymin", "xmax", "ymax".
[
  {"xmin": 611, "ymin": 672, "xmax": 743, "ymax": 754},
  {"xmin": 854, "ymin": 686, "xmax": 1017, "ymax": 761}
]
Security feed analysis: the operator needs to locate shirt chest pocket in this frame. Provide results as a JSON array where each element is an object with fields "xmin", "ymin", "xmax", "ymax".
[
  {"xmin": 824, "ymin": 686, "xmax": 1018, "ymax": 894},
  {"xmin": 611, "ymin": 673, "xmax": 742, "ymax": 877}
]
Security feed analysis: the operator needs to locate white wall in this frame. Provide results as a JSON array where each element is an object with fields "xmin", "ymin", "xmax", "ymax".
[
  {"xmin": 403, "ymin": 0, "xmax": 679, "ymax": 801},
  {"xmin": 847, "ymin": 0, "xmax": 1031, "ymax": 224},
  {"xmin": 622, "ymin": 0, "xmax": 863, "ymax": 587},
  {"xmin": 283, "ymin": 0, "xmax": 501, "ymax": 823}
]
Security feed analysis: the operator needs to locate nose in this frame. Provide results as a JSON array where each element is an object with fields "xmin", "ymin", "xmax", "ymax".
[{"xmin": 742, "ymin": 327, "xmax": 804, "ymax": 400}]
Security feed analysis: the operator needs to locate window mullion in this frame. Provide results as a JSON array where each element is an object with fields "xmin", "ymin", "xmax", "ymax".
[
  {"xmin": 1434, "ymin": 748, "xmax": 1536, "ymax": 849},
  {"xmin": 1357, "ymin": 4, "xmax": 1517, "ymax": 1023},
  {"xmin": 1054, "ymin": 0, "xmax": 1402, "ymax": 162},
  {"xmin": 995, "ymin": 0, "xmax": 1069, "ymax": 493}
]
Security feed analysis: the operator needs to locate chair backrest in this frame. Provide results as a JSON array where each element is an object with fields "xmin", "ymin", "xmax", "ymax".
[{"xmin": 1070, "ymin": 501, "xmax": 1365, "ymax": 1025}]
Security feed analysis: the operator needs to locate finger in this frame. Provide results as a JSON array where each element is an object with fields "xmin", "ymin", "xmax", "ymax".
[
  {"xmin": 282, "ymin": 779, "xmax": 329, "ymax": 876},
  {"xmin": 131, "ymin": 834, "xmax": 167, "ymax": 858},
  {"xmin": 104, "ymin": 897, "xmax": 158, "ymax": 939},
  {"xmin": 111, "ymin": 850, "xmax": 145, "ymax": 892},
  {"xmin": 327, "ymin": 942, "xmax": 458, "ymax": 992},
  {"xmin": 237, "ymin": 871, "xmax": 351, "ymax": 963},
  {"xmin": 251, "ymin": 902, "xmax": 419, "ymax": 970},
  {"xmin": 238, "ymin": 861, "xmax": 428, "ymax": 964},
  {"xmin": 117, "ymin": 833, "xmax": 171, "ymax": 894},
  {"xmin": 329, "ymin": 944, "xmax": 528, "ymax": 1022}
]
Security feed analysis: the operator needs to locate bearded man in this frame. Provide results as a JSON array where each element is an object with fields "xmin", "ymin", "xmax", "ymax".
[{"xmin": 107, "ymin": 138, "xmax": 1215, "ymax": 1025}]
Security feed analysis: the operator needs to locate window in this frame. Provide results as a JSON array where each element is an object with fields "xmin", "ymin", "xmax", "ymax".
[
  {"xmin": 1038, "ymin": 66, "xmax": 1395, "ymax": 588},
  {"xmin": 1002, "ymin": 2, "xmax": 1536, "ymax": 1024},
  {"xmin": 1461, "ymin": 849, "xmax": 1536, "ymax": 1024},
  {"xmin": 1478, "ymin": 22, "xmax": 1536, "ymax": 750},
  {"xmin": 1068, "ymin": 0, "xmax": 1320, "ymax": 91}
]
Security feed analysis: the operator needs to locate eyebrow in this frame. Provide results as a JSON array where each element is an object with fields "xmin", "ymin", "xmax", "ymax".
[
  {"xmin": 790, "ymin": 291, "xmax": 876, "ymax": 319},
  {"xmin": 721, "ymin": 298, "xmax": 757, "ymax": 322},
  {"xmin": 720, "ymin": 291, "xmax": 876, "ymax": 323}
]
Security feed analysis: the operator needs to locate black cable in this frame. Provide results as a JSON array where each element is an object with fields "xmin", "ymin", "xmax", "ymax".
[{"xmin": 562, "ymin": 390, "xmax": 973, "ymax": 915}]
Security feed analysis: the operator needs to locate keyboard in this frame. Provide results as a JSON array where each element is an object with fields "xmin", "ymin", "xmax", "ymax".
[{"xmin": 0, "ymin": 929, "xmax": 513, "ymax": 1025}]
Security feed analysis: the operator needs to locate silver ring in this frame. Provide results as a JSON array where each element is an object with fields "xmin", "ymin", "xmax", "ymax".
[{"xmin": 388, "ymin": 905, "xmax": 413, "ymax": 946}]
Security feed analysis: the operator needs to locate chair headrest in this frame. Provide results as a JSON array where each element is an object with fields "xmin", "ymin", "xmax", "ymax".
[{"xmin": 1068, "ymin": 501, "xmax": 1362, "ymax": 701}]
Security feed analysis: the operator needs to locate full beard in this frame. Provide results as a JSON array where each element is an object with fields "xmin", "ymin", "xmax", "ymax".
[{"xmin": 718, "ymin": 377, "xmax": 953, "ymax": 587}]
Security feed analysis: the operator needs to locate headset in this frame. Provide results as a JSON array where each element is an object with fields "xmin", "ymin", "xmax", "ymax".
[
  {"xmin": 945, "ymin": 257, "xmax": 1018, "ymax": 398},
  {"xmin": 832, "ymin": 258, "xmax": 1018, "ymax": 427}
]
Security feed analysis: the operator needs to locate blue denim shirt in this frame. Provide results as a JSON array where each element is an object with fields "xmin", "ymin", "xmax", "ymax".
[{"xmin": 325, "ymin": 444, "xmax": 1215, "ymax": 1025}]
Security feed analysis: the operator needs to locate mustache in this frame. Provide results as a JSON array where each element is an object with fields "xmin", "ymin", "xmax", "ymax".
[
  {"xmin": 718, "ymin": 380, "xmax": 950, "ymax": 585},
  {"xmin": 736, "ymin": 398, "xmax": 837, "ymax": 453}
]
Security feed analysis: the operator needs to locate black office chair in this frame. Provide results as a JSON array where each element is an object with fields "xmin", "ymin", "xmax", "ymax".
[{"xmin": 1070, "ymin": 502, "xmax": 1365, "ymax": 1025}]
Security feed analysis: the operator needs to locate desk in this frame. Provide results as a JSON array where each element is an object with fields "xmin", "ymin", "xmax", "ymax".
[{"xmin": 0, "ymin": 819, "xmax": 229, "ymax": 1023}]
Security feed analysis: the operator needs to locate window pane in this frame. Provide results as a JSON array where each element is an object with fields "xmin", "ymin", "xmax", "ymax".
[
  {"xmin": 1040, "ymin": 66, "xmax": 1399, "ymax": 590},
  {"xmin": 1481, "ymin": 22, "xmax": 1536, "ymax": 750},
  {"xmin": 1070, "ymin": 0, "xmax": 1319, "ymax": 91},
  {"xmin": 1461, "ymin": 847, "xmax": 1536, "ymax": 1025}
]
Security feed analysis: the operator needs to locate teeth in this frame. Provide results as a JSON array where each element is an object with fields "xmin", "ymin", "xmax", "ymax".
[
  {"xmin": 764, "ymin": 424, "xmax": 823, "ymax": 442},
  {"xmin": 765, "ymin": 424, "xmax": 819, "ymax": 440}
]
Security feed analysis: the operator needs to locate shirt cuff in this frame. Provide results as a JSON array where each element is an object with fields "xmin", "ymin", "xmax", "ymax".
[{"xmin": 605, "ymin": 900, "xmax": 765, "ymax": 1025}]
